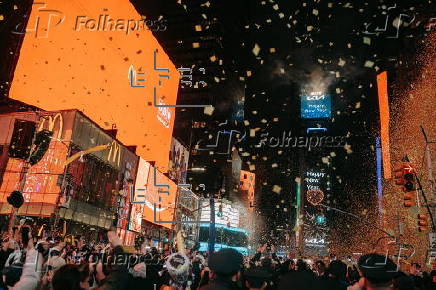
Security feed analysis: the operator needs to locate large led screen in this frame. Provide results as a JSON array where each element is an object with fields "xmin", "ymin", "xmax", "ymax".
[
  {"xmin": 301, "ymin": 93, "xmax": 331, "ymax": 119},
  {"xmin": 143, "ymin": 167, "xmax": 177, "ymax": 229},
  {"xmin": 128, "ymin": 158, "xmax": 150, "ymax": 232},
  {"xmin": 9, "ymin": 0, "xmax": 179, "ymax": 171}
]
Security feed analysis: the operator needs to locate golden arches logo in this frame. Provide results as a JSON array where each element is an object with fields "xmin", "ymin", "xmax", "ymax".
[
  {"xmin": 38, "ymin": 112, "xmax": 63, "ymax": 139},
  {"xmin": 107, "ymin": 140, "xmax": 121, "ymax": 167}
]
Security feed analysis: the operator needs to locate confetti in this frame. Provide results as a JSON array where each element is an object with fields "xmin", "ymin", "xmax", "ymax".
[
  {"xmin": 364, "ymin": 60, "xmax": 374, "ymax": 68},
  {"xmin": 252, "ymin": 44, "xmax": 261, "ymax": 56}
]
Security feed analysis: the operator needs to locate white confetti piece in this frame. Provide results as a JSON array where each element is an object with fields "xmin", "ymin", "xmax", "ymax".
[
  {"xmin": 313, "ymin": 9, "xmax": 319, "ymax": 15},
  {"xmin": 272, "ymin": 185, "xmax": 282, "ymax": 193},
  {"xmin": 364, "ymin": 60, "xmax": 374, "ymax": 68},
  {"xmin": 363, "ymin": 37, "xmax": 371, "ymax": 45},
  {"xmin": 252, "ymin": 44, "xmax": 261, "ymax": 56},
  {"xmin": 204, "ymin": 106, "xmax": 214, "ymax": 115},
  {"xmin": 338, "ymin": 58, "xmax": 346, "ymax": 66},
  {"xmin": 273, "ymin": 4, "xmax": 279, "ymax": 10}
]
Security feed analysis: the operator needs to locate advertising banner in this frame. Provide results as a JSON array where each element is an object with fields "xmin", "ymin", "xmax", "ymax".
[
  {"xmin": 128, "ymin": 158, "xmax": 151, "ymax": 232},
  {"xmin": 168, "ymin": 138, "xmax": 189, "ymax": 184},
  {"xmin": 200, "ymin": 200, "xmax": 240, "ymax": 228},
  {"xmin": 9, "ymin": 0, "xmax": 179, "ymax": 171},
  {"xmin": 301, "ymin": 93, "xmax": 331, "ymax": 119},
  {"xmin": 143, "ymin": 167, "xmax": 177, "ymax": 229},
  {"xmin": 0, "ymin": 111, "xmax": 75, "ymax": 215},
  {"xmin": 240, "ymin": 170, "xmax": 255, "ymax": 209}
]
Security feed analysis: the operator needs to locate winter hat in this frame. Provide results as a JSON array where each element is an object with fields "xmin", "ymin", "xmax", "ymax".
[
  {"xmin": 209, "ymin": 248, "xmax": 243, "ymax": 276},
  {"xmin": 165, "ymin": 252, "xmax": 191, "ymax": 286}
]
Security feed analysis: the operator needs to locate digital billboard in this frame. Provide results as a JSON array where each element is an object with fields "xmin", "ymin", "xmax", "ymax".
[
  {"xmin": 240, "ymin": 170, "xmax": 255, "ymax": 210},
  {"xmin": 0, "ymin": 111, "xmax": 75, "ymax": 216},
  {"xmin": 128, "ymin": 158, "xmax": 151, "ymax": 232},
  {"xmin": 301, "ymin": 93, "xmax": 331, "ymax": 119},
  {"xmin": 8, "ymin": 0, "xmax": 179, "ymax": 171},
  {"xmin": 168, "ymin": 138, "xmax": 189, "ymax": 184},
  {"xmin": 143, "ymin": 167, "xmax": 177, "ymax": 229},
  {"xmin": 200, "ymin": 200, "xmax": 240, "ymax": 227}
]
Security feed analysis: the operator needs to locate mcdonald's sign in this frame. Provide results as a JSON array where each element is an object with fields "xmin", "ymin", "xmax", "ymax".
[
  {"xmin": 107, "ymin": 140, "xmax": 121, "ymax": 167},
  {"xmin": 38, "ymin": 113, "xmax": 63, "ymax": 139}
]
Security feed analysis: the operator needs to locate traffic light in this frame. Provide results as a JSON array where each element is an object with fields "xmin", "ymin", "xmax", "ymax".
[
  {"xmin": 393, "ymin": 163, "xmax": 415, "ymax": 207},
  {"xmin": 418, "ymin": 214, "xmax": 429, "ymax": 232}
]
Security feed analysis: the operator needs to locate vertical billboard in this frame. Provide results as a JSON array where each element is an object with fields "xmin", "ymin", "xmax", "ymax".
[
  {"xmin": 168, "ymin": 138, "xmax": 189, "ymax": 184},
  {"xmin": 301, "ymin": 92, "xmax": 331, "ymax": 119},
  {"xmin": 128, "ymin": 158, "xmax": 151, "ymax": 232},
  {"xmin": 303, "ymin": 168, "xmax": 330, "ymax": 256},
  {"xmin": 116, "ymin": 148, "xmax": 138, "ymax": 230},
  {"xmin": 240, "ymin": 170, "xmax": 255, "ymax": 210},
  {"xmin": 9, "ymin": 0, "xmax": 179, "ymax": 171},
  {"xmin": 143, "ymin": 167, "xmax": 177, "ymax": 229}
]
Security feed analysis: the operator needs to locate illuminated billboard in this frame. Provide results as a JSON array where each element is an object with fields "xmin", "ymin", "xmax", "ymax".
[
  {"xmin": 240, "ymin": 170, "xmax": 255, "ymax": 210},
  {"xmin": 168, "ymin": 138, "xmax": 189, "ymax": 184},
  {"xmin": 301, "ymin": 93, "xmax": 331, "ymax": 119},
  {"xmin": 200, "ymin": 199, "xmax": 240, "ymax": 228},
  {"xmin": 0, "ymin": 111, "xmax": 75, "ymax": 216},
  {"xmin": 128, "ymin": 158, "xmax": 151, "ymax": 232},
  {"xmin": 143, "ymin": 167, "xmax": 177, "ymax": 229},
  {"xmin": 9, "ymin": 0, "xmax": 179, "ymax": 171}
]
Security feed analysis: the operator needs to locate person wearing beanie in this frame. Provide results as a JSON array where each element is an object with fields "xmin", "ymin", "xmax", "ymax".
[
  {"xmin": 161, "ymin": 252, "xmax": 192, "ymax": 290},
  {"xmin": 199, "ymin": 248, "xmax": 244, "ymax": 290}
]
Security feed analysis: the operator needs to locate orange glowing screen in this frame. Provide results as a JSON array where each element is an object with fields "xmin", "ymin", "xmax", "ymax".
[
  {"xmin": 240, "ymin": 170, "xmax": 255, "ymax": 210},
  {"xmin": 143, "ymin": 167, "xmax": 177, "ymax": 229},
  {"xmin": 9, "ymin": 0, "xmax": 179, "ymax": 171},
  {"xmin": 376, "ymin": 71, "xmax": 392, "ymax": 179},
  {"xmin": 0, "ymin": 111, "xmax": 73, "ymax": 216}
]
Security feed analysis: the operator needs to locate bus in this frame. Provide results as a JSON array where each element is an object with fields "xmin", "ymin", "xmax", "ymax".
[{"xmin": 198, "ymin": 223, "xmax": 249, "ymax": 255}]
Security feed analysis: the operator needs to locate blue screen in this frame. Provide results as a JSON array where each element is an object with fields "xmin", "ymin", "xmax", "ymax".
[{"xmin": 301, "ymin": 94, "xmax": 331, "ymax": 119}]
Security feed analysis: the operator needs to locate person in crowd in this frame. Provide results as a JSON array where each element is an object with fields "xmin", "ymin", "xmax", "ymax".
[
  {"xmin": 314, "ymin": 260, "xmax": 328, "ymax": 279},
  {"xmin": 243, "ymin": 267, "xmax": 271, "ymax": 290},
  {"xmin": 51, "ymin": 264, "xmax": 91, "ymax": 290},
  {"xmin": 326, "ymin": 260, "xmax": 349, "ymax": 289},
  {"xmin": 410, "ymin": 263, "xmax": 424, "ymax": 289},
  {"xmin": 347, "ymin": 253, "xmax": 397, "ymax": 290},
  {"xmin": 199, "ymin": 248, "xmax": 243, "ymax": 290}
]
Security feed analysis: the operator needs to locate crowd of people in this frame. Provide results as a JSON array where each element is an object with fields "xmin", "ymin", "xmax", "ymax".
[{"xmin": 0, "ymin": 225, "xmax": 435, "ymax": 290}]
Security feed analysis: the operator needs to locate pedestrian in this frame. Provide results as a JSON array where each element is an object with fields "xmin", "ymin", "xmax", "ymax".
[
  {"xmin": 347, "ymin": 253, "xmax": 397, "ymax": 290},
  {"xmin": 199, "ymin": 248, "xmax": 244, "ymax": 290}
]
